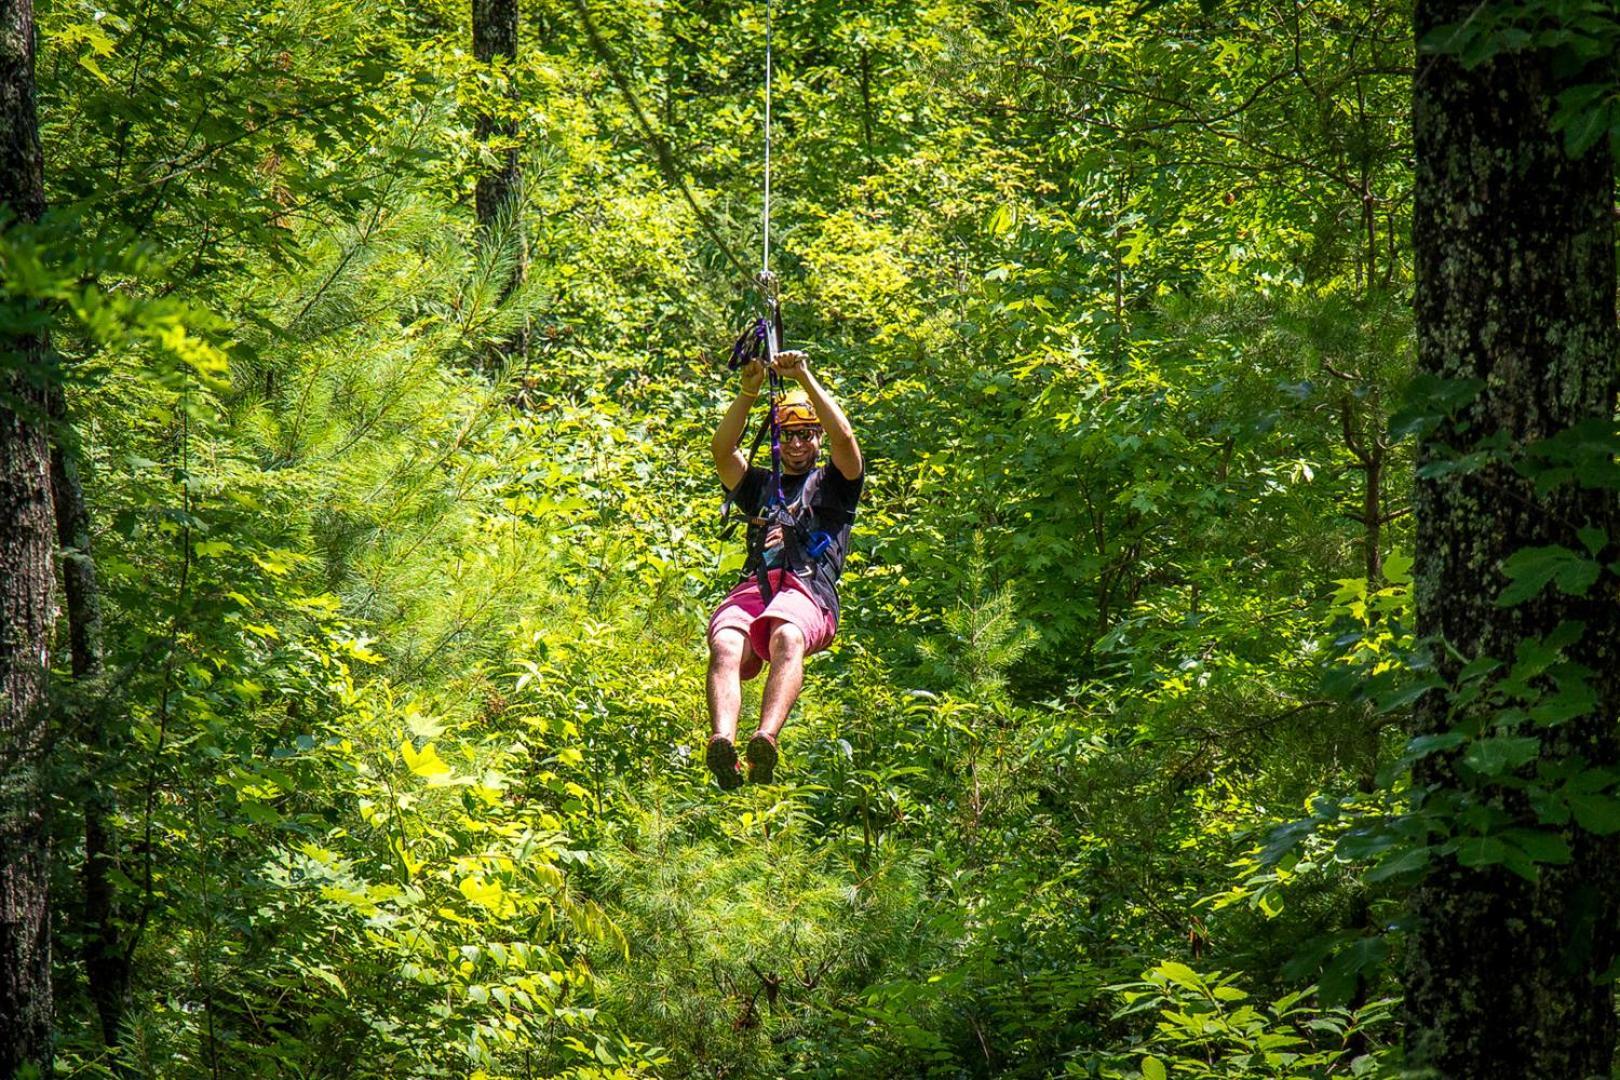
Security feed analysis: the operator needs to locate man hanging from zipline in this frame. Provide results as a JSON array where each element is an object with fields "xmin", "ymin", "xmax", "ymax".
[{"xmin": 705, "ymin": 347, "xmax": 864, "ymax": 788}]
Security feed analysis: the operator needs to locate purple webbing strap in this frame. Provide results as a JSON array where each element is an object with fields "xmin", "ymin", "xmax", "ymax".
[{"xmin": 767, "ymin": 369, "xmax": 785, "ymax": 506}]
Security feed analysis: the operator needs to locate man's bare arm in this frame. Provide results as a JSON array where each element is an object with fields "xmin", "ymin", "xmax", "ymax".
[
  {"xmin": 775, "ymin": 350, "xmax": 861, "ymax": 480},
  {"xmin": 711, "ymin": 358, "xmax": 766, "ymax": 490}
]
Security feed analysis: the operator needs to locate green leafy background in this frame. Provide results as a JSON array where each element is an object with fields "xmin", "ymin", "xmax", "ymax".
[{"xmin": 19, "ymin": 0, "xmax": 1570, "ymax": 1075}]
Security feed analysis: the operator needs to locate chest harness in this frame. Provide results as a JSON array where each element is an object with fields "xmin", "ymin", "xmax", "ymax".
[{"xmin": 718, "ymin": 277, "xmax": 845, "ymax": 604}]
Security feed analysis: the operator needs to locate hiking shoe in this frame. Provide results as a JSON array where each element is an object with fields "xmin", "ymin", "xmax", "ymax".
[
  {"xmin": 746, "ymin": 732, "xmax": 779, "ymax": 785},
  {"xmin": 706, "ymin": 736, "xmax": 743, "ymax": 791}
]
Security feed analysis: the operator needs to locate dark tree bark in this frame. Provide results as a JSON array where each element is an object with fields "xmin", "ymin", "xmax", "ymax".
[
  {"xmin": 1334, "ymin": 391, "xmax": 1387, "ymax": 589},
  {"xmin": 1405, "ymin": 3, "xmax": 1620, "ymax": 1076},
  {"xmin": 0, "ymin": 0, "xmax": 57, "ymax": 1072},
  {"xmin": 473, "ymin": 0, "xmax": 528, "ymax": 370},
  {"xmin": 50, "ymin": 433, "xmax": 102, "ymax": 686},
  {"xmin": 473, "ymin": 0, "xmax": 520, "ymax": 229},
  {"xmin": 49, "ymin": 397, "xmax": 130, "ymax": 1054}
]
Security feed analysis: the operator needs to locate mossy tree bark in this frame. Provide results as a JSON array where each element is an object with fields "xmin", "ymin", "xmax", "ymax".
[
  {"xmin": 1406, "ymin": 2, "xmax": 1620, "ymax": 1076},
  {"xmin": 0, "ymin": 0, "xmax": 57, "ymax": 1071}
]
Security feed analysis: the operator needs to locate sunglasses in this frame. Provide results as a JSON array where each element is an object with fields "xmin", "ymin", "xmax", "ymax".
[{"xmin": 781, "ymin": 427, "xmax": 822, "ymax": 444}]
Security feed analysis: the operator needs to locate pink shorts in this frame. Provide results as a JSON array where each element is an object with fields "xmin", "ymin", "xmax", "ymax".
[{"xmin": 708, "ymin": 570, "xmax": 837, "ymax": 681}]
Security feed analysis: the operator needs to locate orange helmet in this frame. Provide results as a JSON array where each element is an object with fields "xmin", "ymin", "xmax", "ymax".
[{"xmin": 777, "ymin": 390, "xmax": 820, "ymax": 428}]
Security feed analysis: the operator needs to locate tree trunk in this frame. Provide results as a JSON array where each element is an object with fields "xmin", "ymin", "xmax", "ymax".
[
  {"xmin": 1405, "ymin": 3, "xmax": 1620, "ymax": 1075},
  {"xmin": 0, "ymin": 0, "xmax": 57, "ymax": 1071},
  {"xmin": 473, "ymin": 0, "xmax": 528, "ymax": 371},
  {"xmin": 49, "ymin": 399, "xmax": 131, "ymax": 1054}
]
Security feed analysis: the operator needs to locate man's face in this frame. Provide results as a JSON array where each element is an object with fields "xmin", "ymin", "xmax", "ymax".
[{"xmin": 781, "ymin": 425, "xmax": 822, "ymax": 473}]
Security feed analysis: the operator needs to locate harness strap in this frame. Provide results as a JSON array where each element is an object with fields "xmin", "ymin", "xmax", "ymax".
[
  {"xmin": 756, "ymin": 366, "xmax": 787, "ymax": 603},
  {"xmin": 717, "ymin": 304, "xmax": 778, "ymax": 536},
  {"xmin": 746, "ymin": 465, "xmax": 853, "ymax": 606},
  {"xmin": 736, "ymin": 0, "xmax": 783, "ymax": 602},
  {"xmin": 717, "ymin": 408, "xmax": 772, "ymax": 542}
]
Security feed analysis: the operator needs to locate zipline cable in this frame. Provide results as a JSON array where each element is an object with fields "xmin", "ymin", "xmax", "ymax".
[
  {"xmin": 759, "ymin": 2, "xmax": 784, "ymax": 523},
  {"xmin": 762, "ymin": 0, "xmax": 773, "ymax": 277},
  {"xmin": 564, "ymin": 0, "xmax": 756, "ymax": 281}
]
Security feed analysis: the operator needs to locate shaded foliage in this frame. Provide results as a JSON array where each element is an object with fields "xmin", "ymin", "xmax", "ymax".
[{"xmin": 20, "ymin": 0, "xmax": 1611, "ymax": 1076}]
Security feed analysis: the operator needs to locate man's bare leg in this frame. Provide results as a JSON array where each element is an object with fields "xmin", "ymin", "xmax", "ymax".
[
  {"xmin": 706, "ymin": 629, "xmax": 751, "ymax": 788},
  {"xmin": 757, "ymin": 622, "xmax": 805, "ymax": 739},
  {"xmin": 748, "ymin": 622, "xmax": 805, "ymax": 783},
  {"xmin": 707, "ymin": 629, "xmax": 750, "ymax": 740}
]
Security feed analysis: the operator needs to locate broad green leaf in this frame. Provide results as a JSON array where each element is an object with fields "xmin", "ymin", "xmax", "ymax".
[
  {"xmin": 1497, "ymin": 546, "xmax": 1600, "ymax": 607},
  {"xmin": 1462, "ymin": 736, "xmax": 1540, "ymax": 777},
  {"xmin": 1456, "ymin": 836, "xmax": 1507, "ymax": 868},
  {"xmin": 1155, "ymin": 961, "xmax": 1202, "ymax": 991},
  {"xmin": 1366, "ymin": 845, "xmax": 1431, "ymax": 883},
  {"xmin": 1403, "ymin": 732, "xmax": 1466, "ymax": 760},
  {"xmin": 459, "ymin": 875, "xmax": 507, "ymax": 911},
  {"xmin": 1500, "ymin": 829, "xmax": 1572, "ymax": 866},
  {"xmin": 1569, "ymin": 794, "xmax": 1620, "ymax": 835},
  {"xmin": 401, "ymin": 739, "xmax": 451, "ymax": 779}
]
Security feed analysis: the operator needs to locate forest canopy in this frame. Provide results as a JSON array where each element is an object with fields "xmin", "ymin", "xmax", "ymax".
[{"xmin": 2, "ymin": 0, "xmax": 1619, "ymax": 1077}]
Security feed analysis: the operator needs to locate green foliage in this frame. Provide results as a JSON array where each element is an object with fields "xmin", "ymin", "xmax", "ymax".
[
  {"xmin": 591, "ymin": 788, "xmax": 928, "ymax": 1076},
  {"xmin": 24, "ymin": 0, "xmax": 1435, "ymax": 1075},
  {"xmin": 1099, "ymin": 963, "xmax": 1393, "ymax": 1079},
  {"xmin": 916, "ymin": 534, "xmax": 1039, "ymax": 702},
  {"xmin": 1418, "ymin": 3, "xmax": 1620, "ymax": 155}
]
